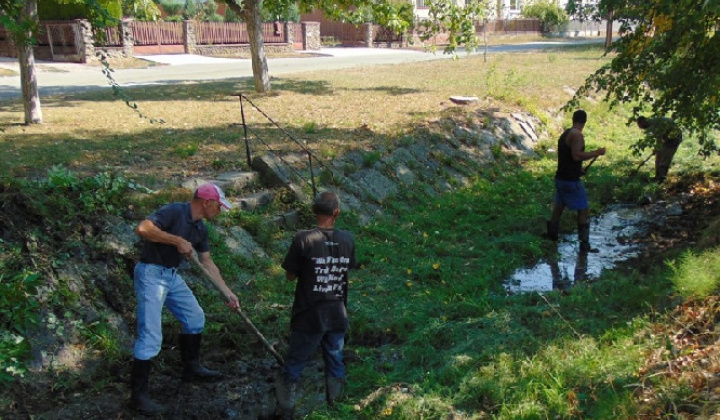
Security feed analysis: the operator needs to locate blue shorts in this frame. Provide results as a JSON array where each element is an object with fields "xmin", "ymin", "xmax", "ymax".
[{"xmin": 554, "ymin": 178, "xmax": 588, "ymax": 211}]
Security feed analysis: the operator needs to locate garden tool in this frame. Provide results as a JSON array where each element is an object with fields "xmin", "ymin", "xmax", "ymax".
[
  {"xmin": 189, "ymin": 252, "xmax": 285, "ymax": 365},
  {"xmin": 631, "ymin": 152, "xmax": 654, "ymax": 177},
  {"xmin": 583, "ymin": 156, "xmax": 598, "ymax": 173}
]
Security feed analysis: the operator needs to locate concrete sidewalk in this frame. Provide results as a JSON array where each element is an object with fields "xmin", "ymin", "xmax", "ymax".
[{"xmin": 135, "ymin": 47, "xmax": 425, "ymax": 65}]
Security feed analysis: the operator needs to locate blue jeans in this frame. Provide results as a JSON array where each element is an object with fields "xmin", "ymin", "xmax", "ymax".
[
  {"xmin": 283, "ymin": 330, "xmax": 345, "ymax": 382},
  {"xmin": 133, "ymin": 263, "xmax": 205, "ymax": 360}
]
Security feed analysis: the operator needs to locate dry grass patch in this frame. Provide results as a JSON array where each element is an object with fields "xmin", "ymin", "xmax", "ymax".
[
  {"xmin": 87, "ymin": 56, "xmax": 164, "ymax": 69},
  {"xmin": 0, "ymin": 44, "xmax": 610, "ymax": 186},
  {"xmin": 0, "ymin": 68, "xmax": 17, "ymax": 76}
]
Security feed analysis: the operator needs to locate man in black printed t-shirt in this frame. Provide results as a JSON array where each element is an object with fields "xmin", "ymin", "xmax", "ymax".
[{"xmin": 275, "ymin": 191, "xmax": 356, "ymax": 417}]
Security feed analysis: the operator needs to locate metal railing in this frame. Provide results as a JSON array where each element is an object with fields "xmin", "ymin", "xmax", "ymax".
[{"xmin": 235, "ymin": 93, "xmax": 338, "ymax": 197}]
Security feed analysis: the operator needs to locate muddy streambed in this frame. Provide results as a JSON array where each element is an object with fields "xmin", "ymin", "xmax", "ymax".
[{"xmin": 506, "ymin": 199, "xmax": 685, "ymax": 293}]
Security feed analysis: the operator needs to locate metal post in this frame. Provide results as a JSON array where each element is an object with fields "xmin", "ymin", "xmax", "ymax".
[
  {"xmin": 238, "ymin": 94, "xmax": 252, "ymax": 167},
  {"xmin": 305, "ymin": 140, "xmax": 317, "ymax": 197}
]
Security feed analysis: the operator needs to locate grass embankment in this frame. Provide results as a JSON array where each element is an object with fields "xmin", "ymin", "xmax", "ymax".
[{"xmin": 2, "ymin": 44, "xmax": 720, "ymax": 418}]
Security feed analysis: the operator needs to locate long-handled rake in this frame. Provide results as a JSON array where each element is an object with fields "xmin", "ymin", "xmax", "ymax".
[{"xmin": 189, "ymin": 252, "xmax": 285, "ymax": 365}]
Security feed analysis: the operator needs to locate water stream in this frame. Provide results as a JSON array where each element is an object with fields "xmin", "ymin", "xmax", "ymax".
[{"xmin": 505, "ymin": 201, "xmax": 684, "ymax": 293}]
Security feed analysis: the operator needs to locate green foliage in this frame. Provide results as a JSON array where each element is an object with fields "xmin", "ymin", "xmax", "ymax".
[
  {"xmin": 0, "ymin": 331, "xmax": 31, "ymax": 385},
  {"xmin": 40, "ymin": 0, "xmax": 161, "ymax": 22},
  {"xmin": 43, "ymin": 165, "xmax": 140, "ymax": 213},
  {"xmin": 224, "ymin": 4, "xmax": 242, "ymax": 22},
  {"xmin": 0, "ymin": 0, "xmax": 38, "ymax": 46},
  {"xmin": 123, "ymin": 0, "xmax": 161, "ymax": 20},
  {"xmin": 302, "ymin": 121, "xmax": 319, "ymax": 134},
  {"xmin": 368, "ymin": 0, "xmax": 414, "ymax": 34},
  {"xmin": 0, "ymin": 272, "xmax": 40, "ymax": 336},
  {"xmin": 158, "ymin": 0, "xmax": 184, "ymax": 17},
  {"xmin": 669, "ymin": 249, "xmax": 720, "ymax": 298},
  {"xmin": 261, "ymin": 0, "xmax": 300, "ymax": 22},
  {"xmin": 521, "ymin": 0, "xmax": 569, "ymax": 32},
  {"xmin": 565, "ymin": 0, "xmax": 720, "ymax": 156},
  {"xmin": 173, "ymin": 141, "xmax": 200, "ymax": 158},
  {"xmin": 40, "ymin": 0, "xmax": 121, "ymax": 25},
  {"xmin": 181, "ymin": 0, "xmax": 222, "ymax": 21},
  {"xmin": 362, "ymin": 150, "xmax": 382, "ymax": 167},
  {"xmin": 418, "ymin": 0, "xmax": 493, "ymax": 54},
  {"xmin": 80, "ymin": 319, "xmax": 124, "ymax": 361},
  {"xmin": 0, "ymin": 271, "xmax": 40, "ymax": 386},
  {"xmin": 564, "ymin": 0, "xmax": 603, "ymax": 21}
]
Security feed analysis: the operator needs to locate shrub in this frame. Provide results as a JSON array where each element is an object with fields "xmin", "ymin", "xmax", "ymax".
[{"xmin": 521, "ymin": 0, "xmax": 569, "ymax": 32}]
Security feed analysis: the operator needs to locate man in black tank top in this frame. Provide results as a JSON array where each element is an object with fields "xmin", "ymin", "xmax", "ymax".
[{"xmin": 546, "ymin": 110, "xmax": 606, "ymax": 253}]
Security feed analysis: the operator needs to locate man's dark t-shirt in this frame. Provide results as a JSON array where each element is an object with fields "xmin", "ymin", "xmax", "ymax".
[
  {"xmin": 282, "ymin": 228, "xmax": 356, "ymax": 333},
  {"xmin": 139, "ymin": 202, "xmax": 210, "ymax": 269}
]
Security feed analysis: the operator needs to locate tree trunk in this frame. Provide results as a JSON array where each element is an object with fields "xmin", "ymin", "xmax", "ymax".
[
  {"xmin": 242, "ymin": 0, "xmax": 270, "ymax": 94},
  {"xmin": 605, "ymin": 10, "xmax": 614, "ymax": 48},
  {"xmin": 223, "ymin": 0, "xmax": 270, "ymax": 94},
  {"xmin": 18, "ymin": 0, "xmax": 42, "ymax": 124}
]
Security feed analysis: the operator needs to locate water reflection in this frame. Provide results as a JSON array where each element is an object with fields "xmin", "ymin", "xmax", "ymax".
[{"xmin": 506, "ymin": 203, "xmax": 680, "ymax": 293}]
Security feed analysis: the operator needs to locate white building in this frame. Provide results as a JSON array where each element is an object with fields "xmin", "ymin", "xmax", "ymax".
[{"xmin": 414, "ymin": 0, "xmax": 600, "ymax": 21}]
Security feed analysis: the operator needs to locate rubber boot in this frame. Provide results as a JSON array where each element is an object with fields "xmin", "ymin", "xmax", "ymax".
[
  {"xmin": 275, "ymin": 371, "xmax": 297, "ymax": 419},
  {"xmin": 325, "ymin": 376, "xmax": 346, "ymax": 406},
  {"xmin": 545, "ymin": 220, "xmax": 559, "ymax": 241},
  {"xmin": 578, "ymin": 223, "xmax": 598, "ymax": 253},
  {"xmin": 179, "ymin": 333, "xmax": 222, "ymax": 382},
  {"xmin": 130, "ymin": 358, "xmax": 166, "ymax": 416}
]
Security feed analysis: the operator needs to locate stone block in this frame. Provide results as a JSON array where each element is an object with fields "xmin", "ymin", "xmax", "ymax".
[
  {"xmin": 217, "ymin": 172, "xmax": 258, "ymax": 190},
  {"xmin": 239, "ymin": 191, "xmax": 274, "ymax": 211},
  {"xmin": 251, "ymin": 154, "xmax": 292, "ymax": 187}
]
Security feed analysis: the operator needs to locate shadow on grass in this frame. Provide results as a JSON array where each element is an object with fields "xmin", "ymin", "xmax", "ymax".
[
  {"xmin": 350, "ymin": 86, "xmax": 422, "ymax": 96},
  {"xmin": 0, "ymin": 118, "xmax": 394, "ymax": 183},
  {"xmin": 0, "ymin": 74, "xmax": 425, "ymax": 112}
]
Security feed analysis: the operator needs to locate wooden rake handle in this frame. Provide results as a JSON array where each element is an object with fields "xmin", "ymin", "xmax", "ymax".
[
  {"xmin": 188, "ymin": 252, "xmax": 285, "ymax": 366},
  {"xmin": 584, "ymin": 156, "xmax": 598, "ymax": 172}
]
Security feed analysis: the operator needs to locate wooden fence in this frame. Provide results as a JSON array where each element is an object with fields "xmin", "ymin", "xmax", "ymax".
[
  {"xmin": 129, "ymin": 21, "xmax": 184, "ymax": 46},
  {"xmin": 477, "ymin": 19, "xmax": 542, "ymax": 33},
  {"xmin": 300, "ymin": 10, "xmax": 404, "ymax": 46},
  {"xmin": 194, "ymin": 21, "xmax": 286, "ymax": 44}
]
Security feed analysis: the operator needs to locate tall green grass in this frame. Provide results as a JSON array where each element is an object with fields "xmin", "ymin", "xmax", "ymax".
[{"xmin": 669, "ymin": 249, "xmax": 720, "ymax": 298}]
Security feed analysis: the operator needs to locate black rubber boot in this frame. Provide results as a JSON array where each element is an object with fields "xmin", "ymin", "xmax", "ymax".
[
  {"xmin": 179, "ymin": 333, "xmax": 223, "ymax": 382},
  {"xmin": 130, "ymin": 358, "xmax": 165, "ymax": 416},
  {"xmin": 578, "ymin": 223, "xmax": 598, "ymax": 253},
  {"xmin": 275, "ymin": 371, "xmax": 297, "ymax": 419},
  {"xmin": 545, "ymin": 220, "xmax": 559, "ymax": 241},
  {"xmin": 325, "ymin": 376, "xmax": 346, "ymax": 406}
]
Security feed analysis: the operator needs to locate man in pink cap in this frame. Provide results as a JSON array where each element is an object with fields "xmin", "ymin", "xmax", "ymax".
[{"xmin": 129, "ymin": 183, "xmax": 240, "ymax": 416}]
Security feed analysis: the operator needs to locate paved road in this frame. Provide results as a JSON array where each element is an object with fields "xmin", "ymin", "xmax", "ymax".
[{"xmin": 0, "ymin": 39, "xmax": 602, "ymax": 99}]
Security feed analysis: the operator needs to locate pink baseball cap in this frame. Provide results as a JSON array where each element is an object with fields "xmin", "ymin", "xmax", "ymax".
[{"xmin": 194, "ymin": 183, "xmax": 232, "ymax": 210}]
